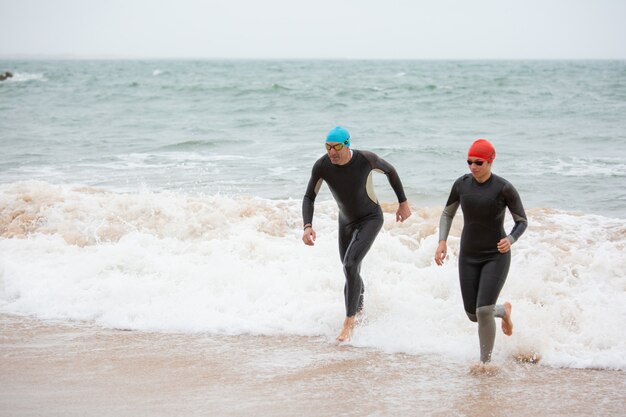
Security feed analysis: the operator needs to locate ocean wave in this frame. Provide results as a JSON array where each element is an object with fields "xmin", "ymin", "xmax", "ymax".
[
  {"xmin": 117, "ymin": 151, "xmax": 252, "ymax": 167},
  {"xmin": 0, "ymin": 181, "xmax": 625, "ymax": 370},
  {"xmin": 233, "ymin": 83, "xmax": 292, "ymax": 96},
  {"xmin": 156, "ymin": 140, "xmax": 219, "ymax": 151},
  {"xmin": 512, "ymin": 157, "xmax": 626, "ymax": 179},
  {"xmin": 271, "ymin": 83, "xmax": 291, "ymax": 91},
  {"xmin": 548, "ymin": 157, "xmax": 626, "ymax": 177}
]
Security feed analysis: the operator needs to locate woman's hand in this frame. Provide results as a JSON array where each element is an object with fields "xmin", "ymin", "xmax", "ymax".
[
  {"xmin": 434, "ymin": 241, "xmax": 447, "ymax": 266},
  {"xmin": 497, "ymin": 237, "xmax": 511, "ymax": 253}
]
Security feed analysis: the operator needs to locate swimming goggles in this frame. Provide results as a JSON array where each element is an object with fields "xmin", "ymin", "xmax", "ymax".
[
  {"xmin": 467, "ymin": 159, "xmax": 485, "ymax": 166},
  {"xmin": 326, "ymin": 143, "xmax": 345, "ymax": 151}
]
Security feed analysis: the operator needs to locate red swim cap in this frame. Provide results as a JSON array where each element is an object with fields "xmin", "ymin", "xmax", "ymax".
[{"xmin": 468, "ymin": 139, "xmax": 496, "ymax": 162}]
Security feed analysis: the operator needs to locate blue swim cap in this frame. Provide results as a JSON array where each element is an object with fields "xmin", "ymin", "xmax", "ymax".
[{"xmin": 326, "ymin": 126, "xmax": 350, "ymax": 147}]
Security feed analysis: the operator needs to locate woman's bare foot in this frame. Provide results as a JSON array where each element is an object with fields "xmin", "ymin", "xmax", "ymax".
[
  {"xmin": 501, "ymin": 302, "xmax": 513, "ymax": 336},
  {"xmin": 469, "ymin": 362, "xmax": 500, "ymax": 376},
  {"xmin": 336, "ymin": 316, "xmax": 356, "ymax": 342},
  {"xmin": 514, "ymin": 351, "xmax": 541, "ymax": 364}
]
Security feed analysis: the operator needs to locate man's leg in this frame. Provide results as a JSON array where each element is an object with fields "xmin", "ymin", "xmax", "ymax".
[{"xmin": 337, "ymin": 215, "xmax": 383, "ymax": 341}]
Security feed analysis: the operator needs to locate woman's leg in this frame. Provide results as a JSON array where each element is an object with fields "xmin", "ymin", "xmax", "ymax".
[{"xmin": 475, "ymin": 252, "xmax": 511, "ymax": 362}]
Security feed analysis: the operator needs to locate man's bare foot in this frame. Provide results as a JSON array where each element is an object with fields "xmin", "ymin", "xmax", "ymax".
[
  {"xmin": 355, "ymin": 310, "xmax": 367, "ymax": 326},
  {"xmin": 336, "ymin": 316, "xmax": 356, "ymax": 342},
  {"xmin": 502, "ymin": 302, "xmax": 513, "ymax": 336}
]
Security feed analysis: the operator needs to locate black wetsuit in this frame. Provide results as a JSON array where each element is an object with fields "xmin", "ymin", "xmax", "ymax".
[
  {"xmin": 439, "ymin": 173, "xmax": 527, "ymax": 318},
  {"xmin": 303, "ymin": 149, "xmax": 407, "ymax": 317}
]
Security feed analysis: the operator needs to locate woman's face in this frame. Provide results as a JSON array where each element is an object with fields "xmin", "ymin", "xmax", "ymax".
[{"xmin": 467, "ymin": 157, "xmax": 492, "ymax": 182}]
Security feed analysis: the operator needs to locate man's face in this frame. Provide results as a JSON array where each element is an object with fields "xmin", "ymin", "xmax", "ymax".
[{"xmin": 326, "ymin": 142, "xmax": 350, "ymax": 165}]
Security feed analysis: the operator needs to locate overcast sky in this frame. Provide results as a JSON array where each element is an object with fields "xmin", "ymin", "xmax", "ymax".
[{"xmin": 1, "ymin": 0, "xmax": 625, "ymax": 59}]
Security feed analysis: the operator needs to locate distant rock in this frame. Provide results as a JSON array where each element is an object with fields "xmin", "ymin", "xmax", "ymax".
[{"xmin": 0, "ymin": 71, "xmax": 14, "ymax": 81}]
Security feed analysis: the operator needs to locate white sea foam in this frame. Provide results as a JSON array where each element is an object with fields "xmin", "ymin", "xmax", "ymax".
[
  {"xmin": 5, "ymin": 72, "xmax": 47, "ymax": 82},
  {"xmin": 0, "ymin": 181, "xmax": 625, "ymax": 369}
]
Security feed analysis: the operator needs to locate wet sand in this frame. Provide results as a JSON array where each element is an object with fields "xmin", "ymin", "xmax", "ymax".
[{"xmin": 1, "ymin": 314, "xmax": 624, "ymax": 417}]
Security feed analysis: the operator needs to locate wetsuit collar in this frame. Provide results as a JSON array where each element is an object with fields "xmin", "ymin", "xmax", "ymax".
[
  {"xmin": 472, "ymin": 172, "xmax": 493, "ymax": 185},
  {"xmin": 335, "ymin": 149, "xmax": 356, "ymax": 167}
]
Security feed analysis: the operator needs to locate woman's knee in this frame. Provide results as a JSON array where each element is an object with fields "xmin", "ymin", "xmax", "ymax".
[
  {"xmin": 465, "ymin": 311, "xmax": 477, "ymax": 322},
  {"xmin": 476, "ymin": 305, "xmax": 495, "ymax": 323}
]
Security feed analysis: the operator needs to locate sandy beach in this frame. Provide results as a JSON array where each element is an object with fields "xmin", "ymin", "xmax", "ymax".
[
  {"xmin": 2, "ymin": 59, "xmax": 626, "ymax": 417},
  {"xmin": 1, "ymin": 314, "xmax": 624, "ymax": 417}
]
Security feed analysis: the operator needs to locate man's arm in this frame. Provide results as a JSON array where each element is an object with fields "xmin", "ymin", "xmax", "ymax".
[
  {"xmin": 361, "ymin": 151, "xmax": 410, "ymax": 221},
  {"xmin": 360, "ymin": 150, "xmax": 407, "ymax": 204},
  {"xmin": 302, "ymin": 160, "xmax": 323, "ymax": 245}
]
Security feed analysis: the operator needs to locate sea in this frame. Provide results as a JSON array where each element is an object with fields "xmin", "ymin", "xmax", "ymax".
[{"xmin": 1, "ymin": 59, "xmax": 625, "ymax": 390}]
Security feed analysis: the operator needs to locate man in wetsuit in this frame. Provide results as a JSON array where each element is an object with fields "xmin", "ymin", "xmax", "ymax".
[
  {"xmin": 435, "ymin": 139, "xmax": 527, "ymax": 364},
  {"xmin": 302, "ymin": 126, "xmax": 412, "ymax": 342}
]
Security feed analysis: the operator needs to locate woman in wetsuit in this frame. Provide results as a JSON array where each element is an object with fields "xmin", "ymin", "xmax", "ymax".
[
  {"xmin": 302, "ymin": 126, "xmax": 412, "ymax": 342},
  {"xmin": 434, "ymin": 139, "xmax": 527, "ymax": 363}
]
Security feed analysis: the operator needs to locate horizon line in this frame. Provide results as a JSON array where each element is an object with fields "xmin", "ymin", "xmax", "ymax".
[{"xmin": 2, "ymin": 54, "xmax": 625, "ymax": 61}]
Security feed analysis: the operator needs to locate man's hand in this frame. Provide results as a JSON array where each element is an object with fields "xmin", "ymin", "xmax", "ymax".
[
  {"xmin": 396, "ymin": 201, "xmax": 412, "ymax": 222},
  {"xmin": 302, "ymin": 226, "xmax": 316, "ymax": 246}
]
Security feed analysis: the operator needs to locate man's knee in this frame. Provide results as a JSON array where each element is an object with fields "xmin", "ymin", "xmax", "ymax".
[{"xmin": 343, "ymin": 260, "xmax": 360, "ymax": 278}]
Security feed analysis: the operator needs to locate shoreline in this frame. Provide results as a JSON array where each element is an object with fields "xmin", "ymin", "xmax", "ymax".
[{"xmin": 1, "ymin": 314, "xmax": 624, "ymax": 417}]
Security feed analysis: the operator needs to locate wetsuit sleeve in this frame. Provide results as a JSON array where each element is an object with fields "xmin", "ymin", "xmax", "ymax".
[
  {"xmin": 302, "ymin": 159, "xmax": 324, "ymax": 227},
  {"xmin": 438, "ymin": 179, "xmax": 461, "ymax": 242},
  {"xmin": 502, "ymin": 182, "xmax": 528, "ymax": 244},
  {"xmin": 361, "ymin": 151, "xmax": 407, "ymax": 203}
]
